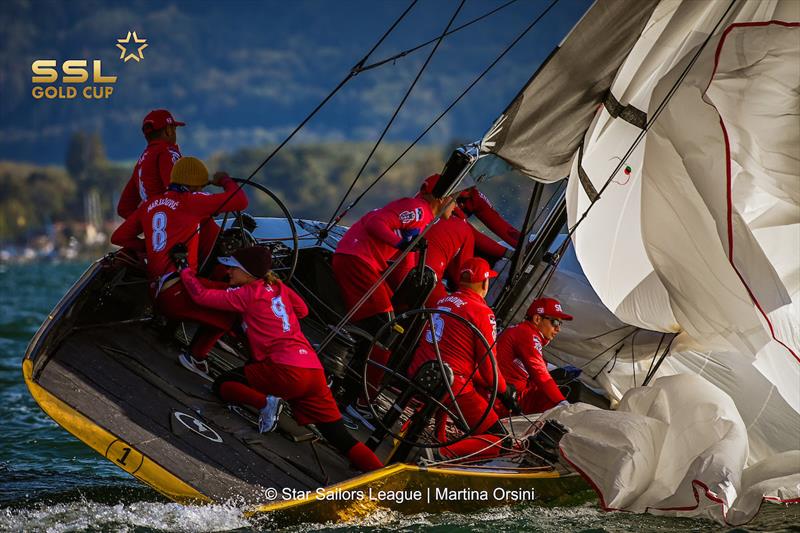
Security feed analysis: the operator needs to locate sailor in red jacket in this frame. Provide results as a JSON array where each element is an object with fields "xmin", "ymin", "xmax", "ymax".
[
  {"xmin": 453, "ymin": 186, "xmax": 521, "ymax": 261},
  {"xmin": 420, "ymin": 215, "xmax": 475, "ymax": 307},
  {"xmin": 496, "ymin": 297, "xmax": 572, "ymax": 415},
  {"xmin": 177, "ymin": 246, "xmax": 383, "ymax": 472},
  {"xmin": 332, "ymin": 174, "xmax": 456, "ymax": 419},
  {"xmin": 117, "ymin": 109, "xmax": 185, "ymax": 219},
  {"xmin": 110, "ymin": 156, "xmax": 248, "ymax": 377},
  {"xmin": 409, "ymin": 257, "xmax": 518, "ymax": 458}
]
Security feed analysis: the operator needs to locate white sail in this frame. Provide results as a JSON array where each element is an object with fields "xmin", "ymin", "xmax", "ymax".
[{"xmin": 552, "ymin": 0, "xmax": 800, "ymax": 524}]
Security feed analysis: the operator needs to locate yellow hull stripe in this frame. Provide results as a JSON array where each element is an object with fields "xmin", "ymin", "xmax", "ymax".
[{"xmin": 22, "ymin": 358, "xmax": 210, "ymax": 504}]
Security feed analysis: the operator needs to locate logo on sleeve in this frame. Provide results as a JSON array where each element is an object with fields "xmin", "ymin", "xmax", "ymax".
[
  {"xmin": 532, "ymin": 335, "xmax": 542, "ymax": 353},
  {"xmin": 488, "ymin": 314, "xmax": 497, "ymax": 341},
  {"xmin": 399, "ymin": 208, "xmax": 424, "ymax": 224}
]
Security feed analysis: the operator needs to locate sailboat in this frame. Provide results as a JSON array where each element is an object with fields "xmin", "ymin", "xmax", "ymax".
[{"xmin": 23, "ymin": 0, "xmax": 798, "ymax": 526}]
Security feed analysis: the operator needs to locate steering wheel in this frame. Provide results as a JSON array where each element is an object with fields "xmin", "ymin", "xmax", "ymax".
[
  {"xmin": 226, "ymin": 178, "xmax": 299, "ymax": 282},
  {"xmin": 360, "ymin": 307, "xmax": 499, "ymax": 449}
]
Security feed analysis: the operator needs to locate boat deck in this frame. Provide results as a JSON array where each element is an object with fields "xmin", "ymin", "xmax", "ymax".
[{"xmin": 34, "ymin": 320, "xmax": 362, "ymax": 503}]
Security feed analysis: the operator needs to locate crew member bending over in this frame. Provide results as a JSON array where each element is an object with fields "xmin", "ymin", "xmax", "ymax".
[
  {"xmin": 496, "ymin": 297, "xmax": 572, "ymax": 415},
  {"xmin": 177, "ymin": 246, "xmax": 383, "ymax": 472},
  {"xmin": 331, "ymin": 173, "xmax": 456, "ymax": 415},
  {"xmin": 117, "ymin": 109, "xmax": 185, "ymax": 219},
  {"xmin": 111, "ymin": 156, "xmax": 248, "ymax": 378},
  {"xmin": 408, "ymin": 257, "xmax": 518, "ymax": 459}
]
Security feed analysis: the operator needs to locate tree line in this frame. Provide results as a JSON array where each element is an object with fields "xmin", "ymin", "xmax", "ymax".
[{"xmin": 0, "ymin": 133, "xmax": 452, "ymax": 242}]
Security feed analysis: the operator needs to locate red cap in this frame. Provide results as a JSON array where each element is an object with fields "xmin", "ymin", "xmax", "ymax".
[
  {"xmin": 142, "ymin": 109, "xmax": 185, "ymax": 132},
  {"xmin": 527, "ymin": 297, "xmax": 573, "ymax": 320},
  {"xmin": 459, "ymin": 257, "xmax": 498, "ymax": 283},
  {"xmin": 419, "ymin": 173, "xmax": 441, "ymax": 195}
]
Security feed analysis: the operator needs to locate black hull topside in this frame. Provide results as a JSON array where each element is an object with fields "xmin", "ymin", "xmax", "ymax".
[{"xmin": 23, "ymin": 218, "xmax": 588, "ymax": 521}]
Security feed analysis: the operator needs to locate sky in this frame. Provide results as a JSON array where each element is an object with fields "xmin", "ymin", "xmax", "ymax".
[{"xmin": 0, "ymin": 0, "xmax": 592, "ymax": 164}]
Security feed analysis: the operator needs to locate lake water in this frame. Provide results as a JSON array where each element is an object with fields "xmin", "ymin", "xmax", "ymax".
[{"xmin": 0, "ymin": 262, "xmax": 796, "ymax": 532}]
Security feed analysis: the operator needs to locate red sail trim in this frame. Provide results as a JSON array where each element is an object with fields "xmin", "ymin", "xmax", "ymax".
[{"xmin": 702, "ymin": 21, "xmax": 800, "ymax": 364}]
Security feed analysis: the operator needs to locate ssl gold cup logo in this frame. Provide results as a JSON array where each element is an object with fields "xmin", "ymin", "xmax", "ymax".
[
  {"xmin": 31, "ymin": 60, "xmax": 117, "ymax": 100},
  {"xmin": 31, "ymin": 31, "xmax": 147, "ymax": 100}
]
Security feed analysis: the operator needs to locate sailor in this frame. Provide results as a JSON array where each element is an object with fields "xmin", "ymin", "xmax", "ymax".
[
  {"xmin": 117, "ymin": 109, "xmax": 185, "ymax": 219},
  {"xmin": 176, "ymin": 246, "xmax": 384, "ymax": 472},
  {"xmin": 408, "ymin": 256, "xmax": 519, "ymax": 458},
  {"xmin": 331, "ymin": 173, "xmax": 456, "ymax": 419},
  {"xmin": 495, "ymin": 297, "xmax": 573, "ymax": 415},
  {"xmin": 110, "ymin": 156, "xmax": 248, "ymax": 377},
  {"xmin": 452, "ymin": 186, "xmax": 521, "ymax": 262}
]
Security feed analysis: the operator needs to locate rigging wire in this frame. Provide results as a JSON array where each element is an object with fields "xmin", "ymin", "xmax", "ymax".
[
  {"xmin": 153, "ymin": 1, "xmax": 419, "ymax": 277},
  {"xmin": 358, "ymin": 0, "xmax": 522, "ymax": 73},
  {"xmin": 323, "ymin": 0, "xmax": 561, "ymax": 232},
  {"xmin": 322, "ymin": 0, "xmax": 466, "ymax": 235}
]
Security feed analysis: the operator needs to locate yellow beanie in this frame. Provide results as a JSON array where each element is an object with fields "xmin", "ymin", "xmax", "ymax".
[{"xmin": 170, "ymin": 156, "xmax": 208, "ymax": 186}]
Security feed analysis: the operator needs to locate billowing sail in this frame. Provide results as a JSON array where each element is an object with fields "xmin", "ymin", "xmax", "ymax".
[
  {"xmin": 487, "ymin": 0, "xmax": 800, "ymax": 525},
  {"xmin": 480, "ymin": 0, "xmax": 659, "ymax": 182}
]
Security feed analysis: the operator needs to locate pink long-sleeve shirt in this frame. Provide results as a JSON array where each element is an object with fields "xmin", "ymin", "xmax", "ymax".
[{"xmin": 180, "ymin": 269, "xmax": 322, "ymax": 369}]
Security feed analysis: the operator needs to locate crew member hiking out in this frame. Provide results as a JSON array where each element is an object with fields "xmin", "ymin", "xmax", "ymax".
[
  {"xmin": 331, "ymin": 173, "xmax": 456, "ymax": 424},
  {"xmin": 117, "ymin": 109, "xmax": 185, "ymax": 219},
  {"xmin": 408, "ymin": 257, "xmax": 519, "ymax": 460},
  {"xmin": 496, "ymin": 297, "xmax": 573, "ymax": 415},
  {"xmin": 110, "ymin": 156, "xmax": 248, "ymax": 378},
  {"xmin": 176, "ymin": 246, "xmax": 384, "ymax": 473}
]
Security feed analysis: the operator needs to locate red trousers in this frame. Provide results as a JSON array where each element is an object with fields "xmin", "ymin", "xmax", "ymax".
[
  {"xmin": 332, "ymin": 253, "xmax": 394, "ymax": 322},
  {"xmin": 440, "ymin": 377, "xmax": 500, "ymax": 436},
  {"xmin": 244, "ymin": 360, "xmax": 343, "ymax": 425},
  {"xmin": 155, "ymin": 278, "xmax": 237, "ymax": 360}
]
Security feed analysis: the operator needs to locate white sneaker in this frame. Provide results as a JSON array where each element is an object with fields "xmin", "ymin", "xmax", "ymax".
[
  {"xmin": 178, "ymin": 352, "xmax": 213, "ymax": 382},
  {"xmin": 258, "ymin": 396, "xmax": 284, "ymax": 433}
]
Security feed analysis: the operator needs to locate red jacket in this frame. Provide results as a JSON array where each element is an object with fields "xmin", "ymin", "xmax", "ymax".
[
  {"xmin": 496, "ymin": 321, "xmax": 565, "ymax": 408},
  {"xmin": 180, "ymin": 270, "xmax": 322, "ymax": 369},
  {"xmin": 335, "ymin": 197, "xmax": 433, "ymax": 272},
  {"xmin": 117, "ymin": 139, "xmax": 182, "ymax": 218},
  {"xmin": 110, "ymin": 177, "xmax": 248, "ymax": 283},
  {"xmin": 454, "ymin": 187, "xmax": 520, "ymax": 258},
  {"xmin": 409, "ymin": 288, "xmax": 506, "ymax": 394},
  {"xmin": 425, "ymin": 217, "xmax": 474, "ymax": 281}
]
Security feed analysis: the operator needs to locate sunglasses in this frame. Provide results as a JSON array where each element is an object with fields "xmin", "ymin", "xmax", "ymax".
[{"xmin": 543, "ymin": 316, "xmax": 562, "ymax": 327}]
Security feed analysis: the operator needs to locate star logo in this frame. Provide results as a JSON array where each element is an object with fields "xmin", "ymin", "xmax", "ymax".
[{"xmin": 116, "ymin": 31, "xmax": 148, "ymax": 62}]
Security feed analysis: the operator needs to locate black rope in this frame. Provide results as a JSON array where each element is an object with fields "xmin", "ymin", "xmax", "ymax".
[
  {"xmin": 644, "ymin": 332, "xmax": 667, "ymax": 385},
  {"xmin": 630, "ymin": 328, "xmax": 639, "ymax": 386},
  {"xmin": 322, "ymin": 0, "xmax": 466, "ymax": 235},
  {"xmin": 324, "ymin": 0, "xmax": 561, "ymax": 231},
  {"xmin": 642, "ymin": 333, "xmax": 677, "ymax": 386},
  {"xmin": 358, "ymin": 0, "xmax": 522, "ymax": 73}
]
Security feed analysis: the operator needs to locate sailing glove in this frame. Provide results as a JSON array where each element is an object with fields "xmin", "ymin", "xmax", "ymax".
[
  {"xmin": 498, "ymin": 383, "xmax": 521, "ymax": 414},
  {"xmin": 396, "ymin": 228, "xmax": 421, "ymax": 251},
  {"xmin": 562, "ymin": 365, "xmax": 582, "ymax": 380},
  {"xmin": 169, "ymin": 243, "xmax": 190, "ymax": 271}
]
